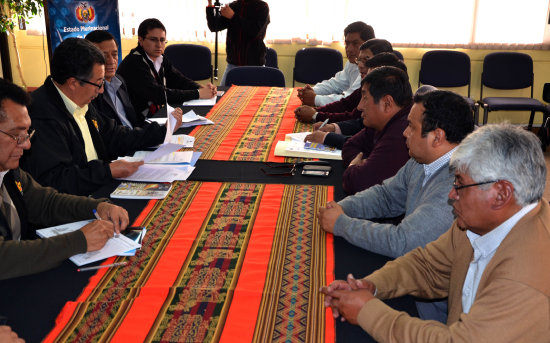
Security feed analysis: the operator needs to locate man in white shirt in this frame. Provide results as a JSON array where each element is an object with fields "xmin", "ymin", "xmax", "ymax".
[
  {"xmin": 298, "ymin": 21, "xmax": 375, "ymax": 107},
  {"xmin": 321, "ymin": 124, "xmax": 550, "ymax": 342}
]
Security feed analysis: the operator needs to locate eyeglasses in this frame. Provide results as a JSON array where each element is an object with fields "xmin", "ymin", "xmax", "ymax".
[
  {"xmin": 261, "ymin": 162, "xmax": 296, "ymax": 177},
  {"xmin": 0, "ymin": 129, "xmax": 35, "ymax": 145},
  {"xmin": 145, "ymin": 37, "xmax": 167, "ymax": 44},
  {"xmin": 77, "ymin": 78, "xmax": 105, "ymax": 89},
  {"xmin": 452, "ymin": 179, "xmax": 498, "ymax": 191}
]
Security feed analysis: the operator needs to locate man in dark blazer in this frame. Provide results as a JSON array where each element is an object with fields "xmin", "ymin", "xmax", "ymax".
[
  {"xmin": 0, "ymin": 78, "xmax": 129, "ymax": 280},
  {"xmin": 86, "ymin": 30, "xmax": 181, "ymax": 130},
  {"xmin": 21, "ymin": 38, "xmax": 177, "ymax": 196}
]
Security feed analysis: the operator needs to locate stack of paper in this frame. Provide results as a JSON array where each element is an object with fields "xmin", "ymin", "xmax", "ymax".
[
  {"xmin": 179, "ymin": 110, "xmax": 214, "ymax": 128},
  {"xmin": 274, "ymin": 140, "xmax": 342, "ymax": 160},
  {"xmin": 110, "ymin": 182, "xmax": 172, "ymax": 199},
  {"xmin": 36, "ymin": 220, "xmax": 141, "ymax": 266}
]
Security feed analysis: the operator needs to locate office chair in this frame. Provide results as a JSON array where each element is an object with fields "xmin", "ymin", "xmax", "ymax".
[
  {"xmin": 265, "ymin": 47, "xmax": 278, "ymax": 69},
  {"xmin": 164, "ymin": 44, "xmax": 213, "ymax": 82},
  {"xmin": 225, "ymin": 66, "xmax": 286, "ymax": 87},
  {"xmin": 293, "ymin": 47, "xmax": 343, "ymax": 86},
  {"xmin": 418, "ymin": 50, "xmax": 479, "ymax": 123},
  {"xmin": 479, "ymin": 52, "xmax": 546, "ymax": 129}
]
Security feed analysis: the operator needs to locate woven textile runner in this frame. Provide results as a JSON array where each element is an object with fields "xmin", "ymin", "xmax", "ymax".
[
  {"xmin": 44, "ymin": 182, "xmax": 334, "ymax": 343},
  {"xmin": 189, "ymin": 86, "xmax": 302, "ymax": 162}
]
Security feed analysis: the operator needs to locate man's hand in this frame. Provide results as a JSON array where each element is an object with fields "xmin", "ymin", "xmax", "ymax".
[
  {"xmin": 294, "ymin": 105, "xmax": 316, "ymax": 123},
  {"xmin": 305, "ymin": 131, "xmax": 328, "ymax": 144},
  {"xmin": 109, "ymin": 160, "xmax": 143, "ymax": 179},
  {"xmin": 320, "ymin": 279, "xmax": 353, "ymax": 319},
  {"xmin": 348, "ymin": 152, "xmax": 366, "ymax": 167},
  {"xmin": 317, "ymin": 201, "xmax": 344, "ymax": 233},
  {"xmin": 170, "ymin": 107, "xmax": 183, "ymax": 133},
  {"xmin": 325, "ymin": 288, "xmax": 375, "ymax": 324},
  {"xmin": 0, "ymin": 326, "xmax": 24, "ymax": 343},
  {"xmin": 313, "ymin": 122, "xmax": 336, "ymax": 132},
  {"xmin": 198, "ymin": 83, "xmax": 217, "ymax": 99},
  {"xmin": 220, "ymin": 4, "xmax": 234, "ymax": 19},
  {"xmin": 96, "ymin": 202, "xmax": 130, "ymax": 234},
  {"xmin": 300, "ymin": 85, "xmax": 316, "ymax": 106},
  {"xmin": 80, "ymin": 220, "xmax": 115, "ymax": 251}
]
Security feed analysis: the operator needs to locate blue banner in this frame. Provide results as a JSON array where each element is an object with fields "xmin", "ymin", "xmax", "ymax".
[{"xmin": 46, "ymin": 0, "xmax": 122, "ymax": 61}]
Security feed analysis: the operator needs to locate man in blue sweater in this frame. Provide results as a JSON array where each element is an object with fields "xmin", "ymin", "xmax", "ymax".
[{"xmin": 318, "ymin": 90, "xmax": 475, "ymax": 322}]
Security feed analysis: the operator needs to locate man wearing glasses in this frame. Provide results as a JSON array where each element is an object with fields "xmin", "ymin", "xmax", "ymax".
[
  {"xmin": 0, "ymin": 78, "xmax": 129, "ymax": 280},
  {"xmin": 317, "ymin": 90, "xmax": 475, "ymax": 323},
  {"xmin": 118, "ymin": 18, "xmax": 216, "ymax": 120},
  {"xmin": 321, "ymin": 124, "xmax": 550, "ymax": 342},
  {"xmin": 21, "ymin": 38, "xmax": 167, "ymax": 196}
]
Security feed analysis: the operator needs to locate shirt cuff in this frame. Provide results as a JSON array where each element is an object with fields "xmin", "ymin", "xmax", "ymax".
[{"xmin": 312, "ymin": 112, "xmax": 318, "ymax": 121}]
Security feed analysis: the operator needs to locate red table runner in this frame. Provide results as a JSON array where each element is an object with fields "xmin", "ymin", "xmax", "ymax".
[
  {"xmin": 189, "ymin": 86, "xmax": 310, "ymax": 162},
  {"xmin": 44, "ymin": 182, "xmax": 335, "ymax": 342}
]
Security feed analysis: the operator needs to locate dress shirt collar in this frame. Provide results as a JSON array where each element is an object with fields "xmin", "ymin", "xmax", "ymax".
[
  {"xmin": 0, "ymin": 170, "xmax": 8, "ymax": 186},
  {"xmin": 147, "ymin": 54, "xmax": 163, "ymax": 74},
  {"xmin": 466, "ymin": 202, "xmax": 538, "ymax": 262},
  {"xmin": 422, "ymin": 146, "xmax": 457, "ymax": 186},
  {"xmin": 53, "ymin": 82, "xmax": 88, "ymax": 118}
]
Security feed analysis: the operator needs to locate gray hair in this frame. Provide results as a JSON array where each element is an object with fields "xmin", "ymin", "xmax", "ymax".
[{"xmin": 450, "ymin": 124, "xmax": 546, "ymax": 206}]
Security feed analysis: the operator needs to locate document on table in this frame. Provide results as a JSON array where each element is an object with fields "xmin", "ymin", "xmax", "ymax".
[
  {"xmin": 117, "ymin": 164, "xmax": 195, "ymax": 182},
  {"xmin": 141, "ymin": 143, "xmax": 184, "ymax": 163},
  {"xmin": 134, "ymin": 150, "xmax": 194, "ymax": 164},
  {"xmin": 285, "ymin": 132, "xmax": 310, "ymax": 142},
  {"xmin": 36, "ymin": 220, "xmax": 141, "ymax": 266},
  {"xmin": 179, "ymin": 110, "xmax": 214, "ymax": 128},
  {"xmin": 181, "ymin": 97, "xmax": 217, "ymax": 106}
]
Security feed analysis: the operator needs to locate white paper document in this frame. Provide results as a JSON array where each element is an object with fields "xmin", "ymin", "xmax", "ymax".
[
  {"xmin": 179, "ymin": 110, "xmax": 214, "ymax": 128},
  {"xmin": 164, "ymin": 104, "xmax": 177, "ymax": 143},
  {"xmin": 170, "ymin": 134, "xmax": 195, "ymax": 147},
  {"xmin": 142, "ymin": 143, "xmax": 184, "ymax": 163},
  {"xmin": 117, "ymin": 164, "xmax": 195, "ymax": 182},
  {"xmin": 36, "ymin": 220, "xmax": 141, "ymax": 266},
  {"xmin": 181, "ymin": 97, "xmax": 217, "ymax": 106},
  {"xmin": 134, "ymin": 151, "xmax": 194, "ymax": 164},
  {"xmin": 285, "ymin": 132, "xmax": 310, "ymax": 142}
]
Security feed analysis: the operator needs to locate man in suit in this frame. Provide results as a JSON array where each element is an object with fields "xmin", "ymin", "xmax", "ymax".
[
  {"xmin": 118, "ymin": 18, "xmax": 216, "ymax": 119},
  {"xmin": 86, "ymin": 30, "xmax": 182, "ymax": 130},
  {"xmin": 0, "ymin": 78, "xmax": 129, "ymax": 280},
  {"xmin": 21, "ymin": 38, "xmax": 171, "ymax": 196},
  {"xmin": 322, "ymin": 124, "xmax": 550, "ymax": 342}
]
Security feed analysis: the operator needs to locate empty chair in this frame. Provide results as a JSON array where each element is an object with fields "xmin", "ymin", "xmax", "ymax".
[
  {"xmin": 225, "ymin": 66, "xmax": 286, "ymax": 87},
  {"xmin": 265, "ymin": 47, "xmax": 278, "ymax": 68},
  {"xmin": 164, "ymin": 44, "xmax": 213, "ymax": 82},
  {"xmin": 418, "ymin": 50, "xmax": 478, "ymax": 122},
  {"xmin": 293, "ymin": 47, "xmax": 343, "ymax": 86},
  {"xmin": 479, "ymin": 52, "xmax": 546, "ymax": 129}
]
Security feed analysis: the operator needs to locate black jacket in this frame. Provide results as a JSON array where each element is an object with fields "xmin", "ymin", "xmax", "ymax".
[
  {"xmin": 117, "ymin": 45, "xmax": 200, "ymax": 118},
  {"xmin": 21, "ymin": 77, "xmax": 165, "ymax": 196},
  {"xmin": 206, "ymin": 0, "xmax": 270, "ymax": 66}
]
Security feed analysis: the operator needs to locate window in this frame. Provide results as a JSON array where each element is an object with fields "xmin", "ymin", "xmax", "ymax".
[{"xmin": 23, "ymin": 0, "xmax": 550, "ymax": 48}]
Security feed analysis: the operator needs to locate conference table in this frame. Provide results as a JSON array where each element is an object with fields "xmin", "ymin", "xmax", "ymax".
[{"xmin": 0, "ymin": 86, "xmax": 417, "ymax": 342}]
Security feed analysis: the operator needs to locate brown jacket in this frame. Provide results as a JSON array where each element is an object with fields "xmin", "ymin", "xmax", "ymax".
[{"xmin": 360, "ymin": 200, "xmax": 550, "ymax": 342}]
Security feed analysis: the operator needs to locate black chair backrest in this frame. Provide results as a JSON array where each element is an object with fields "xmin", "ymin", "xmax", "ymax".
[
  {"xmin": 164, "ymin": 44, "xmax": 213, "ymax": 81},
  {"xmin": 293, "ymin": 47, "xmax": 343, "ymax": 85},
  {"xmin": 225, "ymin": 66, "xmax": 286, "ymax": 87},
  {"xmin": 265, "ymin": 47, "xmax": 278, "ymax": 68},
  {"xmin": 419, "ymin": 50, "xmax": 471, "ymax": 93},
  {"xmin": 481, "ymin": 52, "xmax": 533, "ymax": 90}
]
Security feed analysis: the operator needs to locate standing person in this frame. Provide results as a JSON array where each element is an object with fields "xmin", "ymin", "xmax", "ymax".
[
  {"xmin": 206, "ymin": 0, "xmax": 270, "ymax": 86},
  {"xmin": 118, "ymin": 18, "xmax": 216, "ymax": 120}
]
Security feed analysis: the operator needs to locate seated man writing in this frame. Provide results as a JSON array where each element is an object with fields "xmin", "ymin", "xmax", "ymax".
[
  {"xmin": 298, "ymin": 21, "xmax": 374, "ymax": 107},
  {"xmin": 118, "ymin": 18, "xmax": 216, "ymax": 119},
  {"xmin": 318, "ymin": 90, "xmax": 475, "ymax": 322},
  {"xmin": 321, "ymin": 124, "xmax": 550, "ymax": 342},
  {"xmin": 0, "ymin": 79, "xmax": 129, "ymax": 280}
]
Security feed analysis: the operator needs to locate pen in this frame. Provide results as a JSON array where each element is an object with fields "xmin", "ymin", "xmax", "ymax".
[
  {"xmin": 77, "ymin": 262, "xmax": 128, "ymax": 272},
  {"xmin": 93, "ymin": 209, "xmax": 119, "ymax": 238},
  {"xmin": 318, "ymin": 118, "xmax": 329, "ymax": 129}
]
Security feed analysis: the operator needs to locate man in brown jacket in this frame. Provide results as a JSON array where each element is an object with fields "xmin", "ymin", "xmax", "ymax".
[
  {"xmin": 0, "ymin": 78, "xmax": 129, "ymax": 280},
  {"xmin": 322, "ymin": 123, "xmax": 550, "ymax": 342}
]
